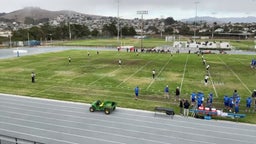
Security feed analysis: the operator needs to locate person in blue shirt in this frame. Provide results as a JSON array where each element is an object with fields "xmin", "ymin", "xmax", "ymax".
[
  {"xmin": 246, "ymin": 97, "xmax": 252, "ymax": 112},
  {"xmin": 233, "ymin": 89, "xmax": 239, "ymax": 102},
  {"xmin": 209, "ymin": 93, "xmax": 213, "ymax": 104},
  {"xmin": 134, "ymin": 86, "xmax": 139, "ymax": 100},
  {"xmin": 251, "ymin": 59, "xmax": 255, "ymax": 69},
  {"xmin": 224, "ymin": 95, "xmax": 229, "ymax": 110},
  {"xmin": 191, "ymin": 92, "xmax": 196, "ymax": 107},
  {"xmin": 234, "ymin": 100, "xmax": 239, "ymax": 113},
  {"xmin": 228, "ymin": 96, "xmax": 234, "ymax": 112},
  {"xmin": 164, "ymin": 85, "xmax": 169, "ymax": 99},
  {"xmin": 197, "ymin": 95, "xmax": 203, "ymax": 108}
]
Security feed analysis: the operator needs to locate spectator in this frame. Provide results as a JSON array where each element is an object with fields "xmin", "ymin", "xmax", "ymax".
[
  {"xmin": 183, "ymin": 99, "xmax": 190, "ymax": 117},
  {"xmin": 251, "ymin": 89, "xmax": 256, "ymax": 99},
  {"xmin": 224, "ymin": 95, "xmax": 229, "ymax": 110},
  {"xmin": 175, "ymin": 87, "xmax": 180, "ymax": 102},
  {"xmin": 179, "ymin": 99, "xmax": 184, "ymax": 115},
  {"xmin": 228, "ymin": 96, "xmax": 234, "ymax": 112},
  {"xmin": 164, "ymin": 85, "xmax": 169, "ymax": 99},
  {"xmin": 190, "ymin": 92, "xmax": 196, "ymax": 107},
  {"xmin": 246, "ymin": 97, "xmax": 252, "ymax": 112},
  {"xmin": 234, "ymin": 100, "xmax": 239, "ymax": 113},
  {"xmin": 251, "ymin": 58, "xmax": 255, "ymax": 69},
  {"xmin": 233, "ymin": 89, "xmax": 239, "ymax": 102},
  {"xmin": 254, "ymin": 99, "xmax": 256, "ymax": 112},
  {"xmin": 31, "ymin": 72, "xmax": 36, "ymax": 83},
  {"xmin": 134, "ymin": 86, "xmax": 139, "ymax": 100}
]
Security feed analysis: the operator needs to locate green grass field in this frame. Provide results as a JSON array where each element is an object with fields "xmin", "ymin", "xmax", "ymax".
[{"xmin": 0, "ymin": 50, "xmax": 255, "ymax": 123}]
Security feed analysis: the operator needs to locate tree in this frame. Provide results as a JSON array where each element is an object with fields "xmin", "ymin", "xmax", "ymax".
[
  {"xmin": 148, "ymin": 26, "xmax": 158, "ymax": 34},
  {"xmin": 102, "ymin": 21, "xmax": 117, "ymax": 37},
  {"xmin": 164, "ymin": 27, "xmax": 174, "ymax": 35},
  {"xmin": 164, "ymin": 17, "xmax": 176, "ymax": 25},
  {"xmin": 91, "ymin": 29, "xmax": 99, "ymax": 37}
]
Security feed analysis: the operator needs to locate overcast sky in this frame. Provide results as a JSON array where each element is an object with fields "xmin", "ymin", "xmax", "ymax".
[{"xmin": 1, "ymin": 0, "xmax": 256, "ymax": 20}]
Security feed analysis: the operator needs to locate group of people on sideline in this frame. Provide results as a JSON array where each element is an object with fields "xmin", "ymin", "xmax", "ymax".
[{"xmin": 223, "ymin": 89, "xmax": 256, "ymax": 113}]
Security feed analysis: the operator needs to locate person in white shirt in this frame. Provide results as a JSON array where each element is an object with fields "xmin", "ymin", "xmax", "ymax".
[
  {"xmin": 152, "ymin": 69, "xmax": 156, "ymax": 79},
  {"xmin": 206, "ymin": 64, "xmax": 210, "ymax": 71},
  {"xmin": 204, "ymin": 74, "xmax": 209, "ymax": 86}
]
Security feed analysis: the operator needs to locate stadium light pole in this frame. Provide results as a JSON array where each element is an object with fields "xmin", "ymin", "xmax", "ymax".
[
  {"xmin": 117, "ymin": 0, "xmax": 120, "ymax": 44},
  {"xmin": 137, "ymin": 10, "xmax": 148, "ymax": 50},
  {"xmin": 194, "ymin": 1, "xmax": 200, "ymax": 41},
  {"xmin": 27, "ymin": 32, "xmax": 30, "ymax": 47},
  {"xmin": 69, "ymin": 19, "xmax": 72, "ymax": 40},
  {"xmin": 9, "ymin": 34, "xmax": 12, "ymax": 48}
]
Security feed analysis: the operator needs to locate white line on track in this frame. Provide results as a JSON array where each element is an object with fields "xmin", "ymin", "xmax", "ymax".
[
  {"xmin": 116, "ymin": 61, "xmax": 152, "ymax": 87},
  {"xmin": 1, "ymin": 102, "xmax": 255, "ymax": 141},
  {"xmin": 0, "ymin": 128, "xmax": 79, "ymax": 144},
  {"xmin": 217, "ymin": 56, "xmax": 252, "ymax": 94},
  {"xmin": 0, "ymin": 115, "xmax": 170, "ymax": 144},
  {"xmin": 0, "ymin": 113, "xmax": 214, "ymax": 144},
  {"xmin": 0, "ymin": 121, "xmax": 125, "ymax": 144},
  {"xmin": 0, "ymin": 107, "xmax": 254, "ymax": 144},
  {"xmin": 1, "ymin": 94, "xmax": 256, "ymax": 133},
  {"xmin": 146, "ymin": 57, "xmax": 172, "ymax": 90}
]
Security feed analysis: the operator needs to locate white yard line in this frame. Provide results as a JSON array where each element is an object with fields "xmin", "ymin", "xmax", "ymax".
[
  {"xmin": 146, "ymin": 57, "xmax": 172, "ymax": 90},
  {"xmin": 207, "ymin": 70, "xmax": 219, "ymax": 98},
  {"xmin": 31, "ymin": 86, "xmax": 57, "ymax": 97},
  {"xmin": 116, "ymin": 61, "xmax": 152, "ymax": 87},
  {"xmin": 89, "ymin": 68, "xmax": 120, "ymax": 85},
  {"xmin": 217, "ymin": 56, "xmax": 252, "ymax": 94},
  {"xmin": 179, "ymin": 55, "xmax": 189, "ymax": 93}
]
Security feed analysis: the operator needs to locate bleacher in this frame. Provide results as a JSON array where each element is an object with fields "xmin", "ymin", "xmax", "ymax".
[{"xmin": 173, "ymin": 41, "xmax": 232, "ymax": 51}]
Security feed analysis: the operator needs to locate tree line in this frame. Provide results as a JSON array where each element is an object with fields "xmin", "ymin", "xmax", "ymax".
[{"xmin": 10, "ymin": 21, "xmax": 137, "ymax": 42}]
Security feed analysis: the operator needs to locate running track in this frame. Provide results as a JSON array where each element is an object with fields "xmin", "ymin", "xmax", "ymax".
[{"xmin": 0, "ymin": 93, "xmax": 255, "ymax": 144}]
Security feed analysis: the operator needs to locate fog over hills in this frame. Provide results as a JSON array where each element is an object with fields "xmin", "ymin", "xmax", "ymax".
[
  {"xmin": 1, "ymin": 7, "xmax": 256, "ymax": 24},
  {"xmin": 181, "ymin": 16, "xmax": 256, "ymax": 23}
]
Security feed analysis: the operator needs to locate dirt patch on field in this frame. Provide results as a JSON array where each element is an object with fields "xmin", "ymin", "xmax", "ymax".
[
  {"xmin": 125, "ymin": 77, "xmax": 152, "ymax": 85},
  {"xmin": 165, "ymin": 72, "xmax": 182, "ymax": 81},
  {"xmin": 0, "ymin": 67, "xmax": 25, "ymax": 73},
  {"xmin": 55, "ymin": 71, "xmax": 77, "ymax": 76}
]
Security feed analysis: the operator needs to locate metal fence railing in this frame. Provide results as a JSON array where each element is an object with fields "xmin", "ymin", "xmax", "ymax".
[{"xmin": 0, "ymin": 134, "xmax": 44, "ymax": 144}]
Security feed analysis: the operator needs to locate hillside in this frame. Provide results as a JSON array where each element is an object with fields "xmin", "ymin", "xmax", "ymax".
[{"xmin": 0, "ymin": 7, "xmax": 88, "ymax": 23}]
